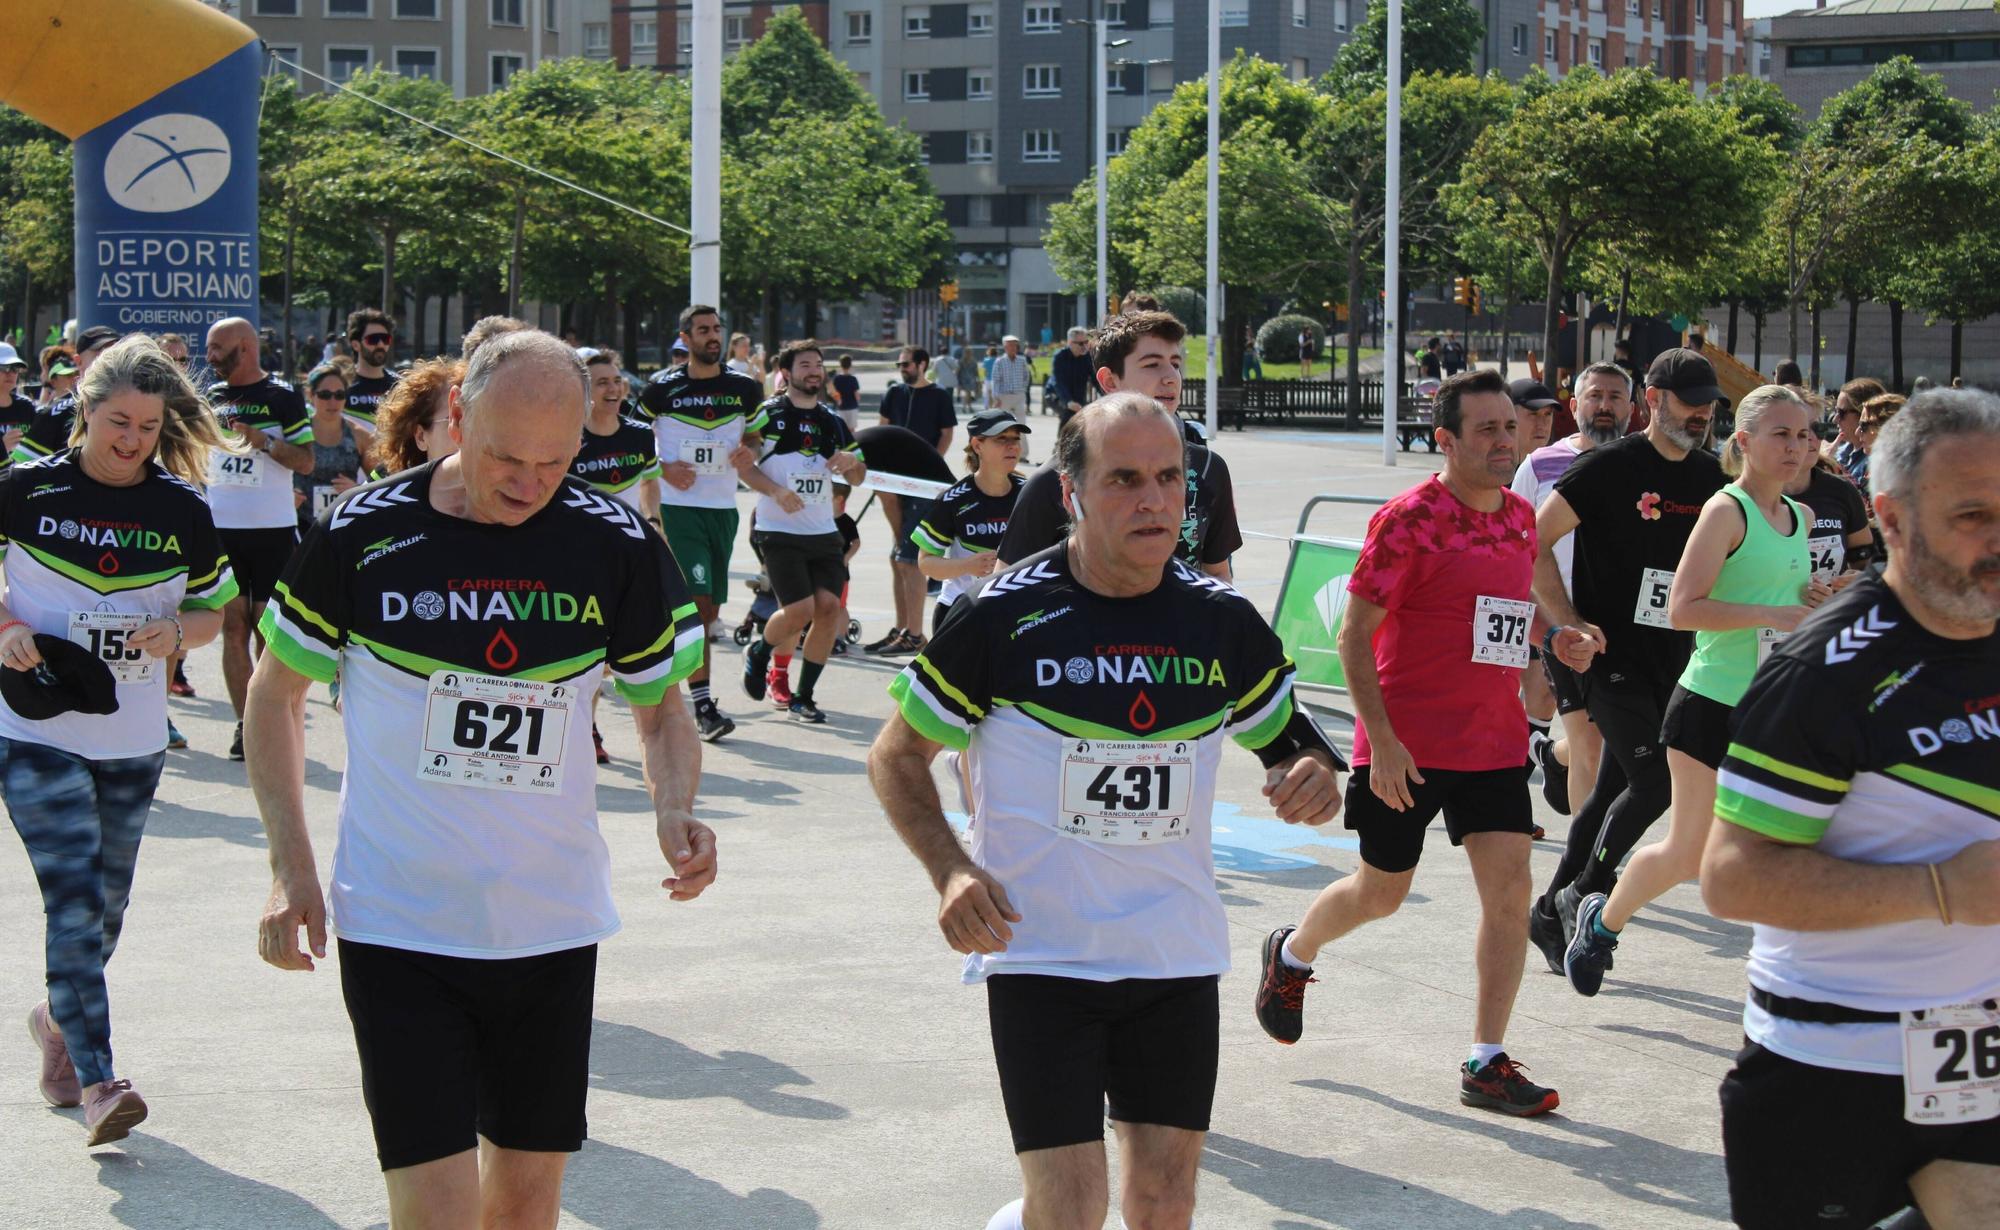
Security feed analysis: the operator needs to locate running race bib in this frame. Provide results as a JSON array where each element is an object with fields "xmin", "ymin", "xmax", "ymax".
[
  {"xmin": 790, "ymin": 471, "xmax": 832, "ymax": 506},
  {"xmin": 1057, "ymin": 739, "xmax": 1193, "ymax": 845},
  {"xmin": 66, "ymin": 610, "xmax": 156, "ymax": 685},
  {"xmin": 1901, "ymin": 1001, "xmax": 2000, "ymax": 1125},
  {"xmin": 1634, "ymin": 568, "xmax": 1675, "ymax": 630},
  {"xmin": 1757, "ymin": 626, "xmax": 1788, "ymax": 668},
  {"xmin": 1809, "ymin": 534, "xmax": 1844, "ymax": 583},
  {"xmin": 312, "ymin": 485, "xmax": 340, "ymax": 517},
  {"xmin": 678, "ymin": 438, "xmax": 731, "ymax": 475},
  {"xmin": 212, "ymin": 453, "xmax": 262, "ymax": 488},
  {"xmin": 1472, "ymin": 596, "xmax": 1534, "ymax": 668},
  {"xmin": 418, "ymin": 670, "xmax": 573, "ymax": 795}
]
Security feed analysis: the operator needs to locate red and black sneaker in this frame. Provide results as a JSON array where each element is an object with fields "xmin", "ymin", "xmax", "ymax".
[
  {"xmin": 1253, "ymin": 926, "xmax": 1316, "ymax": 1045},
  {"xmin": 592, "ymin": 724, "xmax": 610, "ymax": 765},
  {"xmin": 1460, "ymin": 1052, "xmax": 1559, "ymax": 1117}
]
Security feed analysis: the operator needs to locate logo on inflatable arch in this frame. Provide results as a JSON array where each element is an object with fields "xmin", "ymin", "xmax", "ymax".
[{"xmin": 103, "ymin": 113, "xmax": 232, "ymax": 213}]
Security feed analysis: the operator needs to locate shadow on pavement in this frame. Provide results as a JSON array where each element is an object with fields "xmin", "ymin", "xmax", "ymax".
[
  {"xmin": 1201, "ymin": 1132, "xmax": 1602, "ymax": 1229},
  {"xmin": 1595, "ymin": 980, "xmax": 1746, "ymax": 1026},
  {"xmin": 589, "ymin": 1019, "xmax": 850, "ymax": 1121},
  {"xmin": 93, "ymin": 1133, "xmax": 343, "ymax": 1229},
  {"xmin": 564, "ymin": 1139, "xmax": 821, "ymax": 1229},
  {"xmin": 1293, "ymin": 1080, "xmax": 1728, "ymax": 1220},
  {"xmin": 1595, "ymin": 1023, "xmax": 1739, "ymax": 1062},
  {"xmin": 1625, "ymin": 904, "xmax": 1751, "ymax": 962},
  {"xmin": 142, "ymin": 798, "xmax": 273, "ymax": 850}
]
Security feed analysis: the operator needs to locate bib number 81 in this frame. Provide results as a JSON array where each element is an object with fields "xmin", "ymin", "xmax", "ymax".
[{"xmin": 451, "ymin": 700, "xmax": 548, "ymax": 757}]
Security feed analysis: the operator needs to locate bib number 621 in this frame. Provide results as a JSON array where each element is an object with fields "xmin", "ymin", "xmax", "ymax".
[{"xmin": 451, "ymin": 699, "xmax": 548, "ymax": 757}]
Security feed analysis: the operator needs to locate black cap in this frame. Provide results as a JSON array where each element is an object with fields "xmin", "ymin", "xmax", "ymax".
[
  {"xmin": 966, "ymin": 409, "xmax": 1031, "ymax": 438},
  {"xmin": 1180, "ymin": 416, "xmax": 1209, "ymax": 445},
  {"xmin": 0, "ymin": 635, "xmax": 120, "ymax": 722},
  {"xmin": 75, "ymin": 326, "xmax": 121, "ymax": 354},
  {"xmin": 1508, "ymin": 378, "xmax": 1560, "ymax": 409},
  {"xmin": 1645, "ymin": 347, "xmax": 1727, "ymax": 410}
]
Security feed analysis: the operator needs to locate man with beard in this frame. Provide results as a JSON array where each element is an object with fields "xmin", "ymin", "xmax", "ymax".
[
  {"xmin": 737, "ymin": 340, "xmax": 866, "ymax": 724},
  {"xmin": 1512, "ymin": 363, "xmax": 1635, "ymax": 816},
  {"xmin": 342, "ymin": 309, "xmax": 401, "ymax": 429},
  {"xmin": 1703, "ymin": 389, "xmax": 2000, "ymax": 1230},
  {"xmin": 1525, "ymin": 349, "xmax": 1728, "ymax": 971}
]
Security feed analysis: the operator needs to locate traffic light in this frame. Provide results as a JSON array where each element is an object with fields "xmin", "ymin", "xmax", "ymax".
[
  {"xmin": 939, "ymin": 281, "xmax": 959, "ymax": 305},
  {"xmin": 1453, "ymin": 276, "xmax": 1472, "ymax": 307},
  {"xmin": 1334, "ymin": 301, "xmax": 1350, "ymax": 322},
  {"xmin": 1471, "ymin": 283, "xmax": 1483, "ymax": 315}
]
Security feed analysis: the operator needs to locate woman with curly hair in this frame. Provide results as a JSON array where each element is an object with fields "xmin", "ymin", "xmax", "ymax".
[{"xmin": 364, "ymin": 356, "xmax": 462, "ymax": 479}]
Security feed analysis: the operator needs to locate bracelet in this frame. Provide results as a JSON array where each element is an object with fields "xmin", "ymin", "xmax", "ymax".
[
  {"xmin": 168, "ymin": 615, "xmax": 184, "ymax": 653},
  {"xmin": 0, "ymin": 619, "xmax": 26, "ymax": 639},
  {"xmin": 1928, "ymin": 863, "xmax": 1952, "ymax": 926}
]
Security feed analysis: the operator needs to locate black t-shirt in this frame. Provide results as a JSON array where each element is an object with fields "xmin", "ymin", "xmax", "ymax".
[
  {"xmin": 835, "ymin": 512, "xmax": 859, "ymax": 551},
  {"xmin": 1555, "ymin": 432, "xmax": 1726, "ymax": 685},
  {"xmin": 1796, "ymin": 464, "xmax": 1871, "ymax": 581},
  {"xmin": 0, "ymin": 393, "xmax": 36, "ymax": 471},
  {"xmin": 12, "ymin": 395, "xmax": 76, "ymax": 465},
  {"xmin": 853, "ymin": 425, "xmax": 954, "ymax": 485},
  {"xmin": 831, "ymin": 372, "xmax": 861, "ymax": 411},
  {"xmin": 997, "ymin": 445, "xmax": 1243, "ymax": 569},
  {"xmin": 344, "ymin": 370, "xmax": 400, "ymax": 428},
  {"xmin": 571, "ymin": 417, "xmax": 661, "ymax": 502},
  {"xmin": 879, "ymin": 383, "xmax": 957, "ymax": 450}
]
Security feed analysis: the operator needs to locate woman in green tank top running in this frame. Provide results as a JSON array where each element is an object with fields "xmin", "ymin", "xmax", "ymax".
[{"xmin": 1563, "ymin": 385, "xmax": 1836, "ymax": 995}]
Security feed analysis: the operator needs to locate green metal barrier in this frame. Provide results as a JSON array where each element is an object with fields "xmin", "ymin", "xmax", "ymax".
[{"xmin": 1268, "ymin": 495, "xmax": 1387, "ymax": 693}]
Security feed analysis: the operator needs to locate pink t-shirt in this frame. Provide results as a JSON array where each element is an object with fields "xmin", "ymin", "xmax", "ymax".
[{"xmin": 1347, "ymin": 475, "xmax": 1538, "ymax": 771}]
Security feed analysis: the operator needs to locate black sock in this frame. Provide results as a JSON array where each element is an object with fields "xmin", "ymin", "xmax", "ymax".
[{"xmin": 797, "ymin": 659, "xmax": 825, "ymax": 701}]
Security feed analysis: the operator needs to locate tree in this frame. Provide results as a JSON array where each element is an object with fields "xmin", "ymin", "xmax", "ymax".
[
  {"xmin": 0, "ymin": 115, "xmax": 73, "ymax": 340},
  {"xmin": 1327, "ymin": 0, "xmax": 1485, "ymax": 90},
  {"xmin": 1890, "ymin": 136, "xmax": 2000, "ymax": 382}
]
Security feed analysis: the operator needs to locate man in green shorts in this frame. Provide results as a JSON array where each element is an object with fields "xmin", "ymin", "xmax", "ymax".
[{"xmin": 635, "ymin": 305, "xmax": 768, "ymax": 742}]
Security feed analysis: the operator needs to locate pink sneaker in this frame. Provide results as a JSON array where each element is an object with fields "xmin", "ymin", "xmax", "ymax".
[
  {"xmin": 82, "ymin": 1078, "xmax": 147, "ymax": 1146},
  {"xmin": 768, "ymin": 668, "xmax": 794, "ymax": 708},
  {"xmin": 27, "ymin": 1002, "xmax": 80, "ymax": 1108}
]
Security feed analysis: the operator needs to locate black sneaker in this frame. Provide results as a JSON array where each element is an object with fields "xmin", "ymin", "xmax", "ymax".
[
  {"xmin": 1534, "ymin": 733, "xmax": 1570, "ymax": 816},
  {"xmin": 1253, "ymin": 926, "xmax": 1316, "ymax": 1045},
  {"xmin": 1564, "ymin": 892, "xmax": 1619, "ymax": 997},
  {"xmin": 1554, "ymin": 883, "xmax": 1583, "ymax": 951},
  {"xmin": 229, "ymin": 722, "xmax": 244, "ymax": 761},
  {"xmin": 742, "ymin": 645, "xmax": 770, "ymax": 701},
  {"xmin": 787, "ymin": 698, "xmax": 827, "ymax": 724},
  {"xmin": 695, "ymin": 702, "xmax": 735, "ymax": 743},
  {"xmin": 1460, "ymin": 1052, "xmax": 1559, "ymax": 1117},
  {"xmin": 863, "ymin": 628, "xmax": 905, "ymax": 654},
  {"xmin": 881, "ymin": 631, "xmax": 926, "ymax": 657},
  {"xmin": 1529, "ymin": 899, "xmax": 1566, "ymax": 975}
]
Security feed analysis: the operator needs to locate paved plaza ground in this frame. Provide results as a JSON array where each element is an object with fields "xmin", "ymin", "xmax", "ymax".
[{"xmin": 0, "ymin": 423, "xmax": 1752, "ymax": 1229}]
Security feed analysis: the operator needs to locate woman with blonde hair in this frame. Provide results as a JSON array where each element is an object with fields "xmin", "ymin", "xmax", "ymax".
[
  {"xmin": 1564, "ymin": 384, "xmax": 1834, "ymax": 994},
  {"xmin": 1, "ymin": 334, "xmax": 238, "ymax": 1144},
  {"xmin": 364, "ymin": 355, "xmax": 462, "ymax": 479}
]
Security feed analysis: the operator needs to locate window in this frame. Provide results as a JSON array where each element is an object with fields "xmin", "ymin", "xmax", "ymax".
[
  {"xmin": 918, "ymin": 134, "xmax": 931, "ymax": 164},
  {"xmin": 905, "ymin": 70, "xmax": 931, "ymax": 99},
  {"xmin": 855, "ymin": 71, "xmax": 871, "ymax": 89},
  {"xmin": 1146, "ymin": 62, "xmax": 1173, "ymax": 93},
  {"xmin": 725, "ymin": 15, "xmax": 750, "ymax": 49},
  {"xmin": 1627, "ymin": 0, "xmax": 1638, "ymax": 12},
  {"xmin": 395, "ymin": 0, "xmax": 437, "ymax": 17},
  {"xmin": 1294, "ymin": 0, "xmax": 1309, "ymax": 26},
  {"xmin": 267, "ymin": 44, "xmax": 303, "ymax": 81},
  {"xmin": 968, "ymin": 70, "xmax": 994, "ymax": 99},
  {"xmin": 1023, "ymin": 64, "xmax": 1060, "ymax": 97},
  {"xmin": 584, "ymin": 22, "xmax": 608, "ymax": 54},
  {"xmin": 846, "ymin": 10, "xmax": 872, "ymax": 43},
  {"xmin": 1694, "ymin": 0, "xmax": 1706, "ymax": 20},
  {"xmin": 677, "ymin": 17, "xmax": 692, "ymax": 57},
  {"xmin": 1106, "ymin": 1, "xmax": 1125, "ymax": 26},
  {"xmin": 1510, "ymin": 23, "xmax": 1526, "ymax": 53},
  {"xmin": 327, "ymin": 45, "xmax": 372, "ymax": 82},
  {"xmin": 1652, "ymin": 0, "xmax": 1661, "ymax": 17},
  {"xmin": 1024, "ymin": 4, "xmax": 1061, "ymax": 33},
  {"xmin": 1625, "ymin": 49, "xmax": 1636, "ymax": 65},
  {"xmin": 1023, "ymin": 129, "xmax": 1060, "ymax": 163},
  {"xmin": 490, "ymin": 52, "xmax": 525, "ymax": 89},
  {"xmin": 1106, "ymin": 127, "xmax": 1131, "ymax": 155},
  {"xmin": 1572, "ymin": 32, "xmax": 1581, "ymax": 61},
  {"xmin": 968, "ymin": 3, "xmax": 994, "ymax": 34},
  {"xmin": 545, "ymin": 0, "xmax": 558, "ymax": 32},
  {"xmin": 327, "ymin": 0, "xmax": 368, "ymax": 15},
  {"xmin": 490, "ymin": 0, "xmax": 523, "ymax": 25},
  {"xmin": 1290, "ymin": 56, "xmax": 1309, "ymax": 80},
  {"xmin": 1544, "ymin": 31, "xmax": 1555, "ymax": 58},
  {"xmin": 1333, "ymin": 0, "xmax": 1347, "ymax": 33},
  {"xmin": 1150, "ymin": 0, "xmax": 1173, "ymax": 27},
  {"xmin": 969, "ymin": 130, "xmax": 994, "ymax": 162},
  {"xmin": 632, "ymin": 18, "xmax": 657, "ymax": 48},
  {"xmin": 1221, "ymin": 0, "xmax": 1248, "ymax": 26},
  {"xmin": 1724, "ymin": 0, "xmax": 1733, "ymax": 24},
  {"xmin": 254, "ymin": 0, "xmax": 299, "ymax": 14},
  {"xmin": 394, "ymin": 47, "xmax": 439, "ymax": 78},
  {"xmin": 968, "ymin": 196, "xmax": 994, "ymax": 226},
  {"xmin": 1588, "ymin": 39, "xmax": 1603, "ymax": 66},
  {"xmin": 905, "ymin": 6, "xmax": 930, "ymax": 37}
]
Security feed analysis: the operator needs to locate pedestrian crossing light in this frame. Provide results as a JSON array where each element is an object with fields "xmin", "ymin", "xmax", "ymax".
[
  {"xmin": 939, "ymin": 282, "xmax": 959, "ymax": 305},
  {"xmin": 1453, "ymin": 276, "xmax": 1473, "ymax": 307}
]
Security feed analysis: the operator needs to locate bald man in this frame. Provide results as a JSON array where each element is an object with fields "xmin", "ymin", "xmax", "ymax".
[{"xmin": 205, "ymin": 317, "xmax": 315, "ymax": 760}]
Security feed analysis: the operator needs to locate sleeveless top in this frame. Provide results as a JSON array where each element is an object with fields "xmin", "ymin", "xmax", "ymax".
[
  {"xmin": 1679, "ymin": 484, "xmax": 1811, "ymax": 707},
  {"xmin": 296, "ymin": 418, "xmax": 364, "ymax": 524}
]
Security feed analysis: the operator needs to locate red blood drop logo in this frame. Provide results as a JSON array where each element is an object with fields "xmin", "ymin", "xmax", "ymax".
[
  {"xmin": 1128, "ymin": 690, "xmax": 1157, "ymax": 732},
  {"xmin": 97, "ymin": 551, "xmax": 121, "ymax": 575},
  {"xmin": 485, "ymin": 627, "xmax": 519, "ymax": 671}
]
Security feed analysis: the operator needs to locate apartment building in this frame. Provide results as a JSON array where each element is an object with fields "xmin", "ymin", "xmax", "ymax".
[
  {"xmin": 1535, "ymin": 0, "xmax": 1746, "ymax": 90},
  {"xmin": 213, "ymin": 0, "xmax": 562, "ymax": 97},
  {"xmin": 1766, "ymin": 0, "xmax": 2000, "ymax": 118}
]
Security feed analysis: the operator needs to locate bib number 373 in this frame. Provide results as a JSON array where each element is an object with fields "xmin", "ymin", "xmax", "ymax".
[
  {"xmin": 1057, "ymin": 739, "xmax": 1194, "ymax": 845},
  {"xmin": 418, "ymin": 670, "xmax": 573, "ymax": 794},
  {"xmin": 1472, "ymin": 595, "xmax": 1534, "ymax": 668},
  {"xmin": 1902, "ymin": 1002, "xmax": 2000, "ymax": 1125}
]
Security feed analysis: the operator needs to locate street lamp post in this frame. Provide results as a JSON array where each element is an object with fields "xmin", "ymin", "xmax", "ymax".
[{"xmin": 1070, "ymin": 17, "xmax": 1132, "ymax": 329}]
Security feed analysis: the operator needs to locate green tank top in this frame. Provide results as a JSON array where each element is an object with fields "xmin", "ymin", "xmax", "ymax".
[{"xmin": 1680, "ymin": 484, "xmax": 1812, "ymax": 706}]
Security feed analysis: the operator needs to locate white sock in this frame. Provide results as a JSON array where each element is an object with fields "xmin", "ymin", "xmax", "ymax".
[
  {"xmin": 1280, "ymin": 933, "xmax": 1313, "ymax": 971},
  {"xmin": 1468, "ymin": 1042, "xmax": 1506, "ymax": 1070},
  {"xmin": 985, "ymin": 1198, "xmax": 1024, "ymax": 1230}
]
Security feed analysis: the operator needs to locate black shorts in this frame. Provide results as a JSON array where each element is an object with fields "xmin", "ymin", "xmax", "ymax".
[
  {"xmin": 1540, "ymin": 651, "xmax": 1591, "ymax": 717},
  {"xmin": 219, "ymin": 526, "xmax": 300, "ymax": 605},
  {"xmin": 1344, "ymin": 764, "xmax": 1534, "ymax": 874},
  {"xmin": 753, "ymin": 531, "xmax": 849, "ymax": 607},
  {"xmin": 1721, "ymin": 1040, "xmax": 2000, "ymax": 1229},
  {"xmin": 893, "ymin": 497, "xmax": 932, "ymax": 564},
  {"xmin": 338, "ymin": 938, "xmax": 597, "ymax": 1171},
  {"xmin": 987, "ymin": 973, "xmax": 1220, "ymax": 1154},
  {"xmin": 1661, "ymin": 684, "xmax": 1733, "ymax": 770}
]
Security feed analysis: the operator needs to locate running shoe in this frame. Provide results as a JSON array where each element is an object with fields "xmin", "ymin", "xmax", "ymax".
[
  {"xmin": 882, "ymin": 631, "xmax": 926, "ymax": 657},
  {"xmin": 82, "ymin": 1079, "xmax": 148, "ymax": 1146},
  {"xmin": 1534, "ymin": 733, "xmax": 1570, "ymax": 816},
  {"xmin": 168, "ymin": 668, "xmax": 195, "ymax": 698},
  {"xmin": 1564, "ymin": 892, "xmax": 1619, "ymax": 997},
  {"xmin": 1253, "ymin": 926, "xmax": 1316, "ymax": 1045},
  {"xmin": 741, "ymin": 645, "xmax": 769, "ymax": 701},
  {"xmin": 787, "ymin": 698, "xmax": 827, "ymax": 724},
  {"xmin": 695, "ymin": 702, "xmax": 735, "ymax": 743},
  {"xmin": 27, "ymin": 1002, "xmax": 80, "ymax": 1108},
  {"xmin": 1460, "ymin": 1053, "xmax": 1559, "ymax": 1117},
  {"xmin": 768, "ymin": 669, "xmax": 794, "ymax": 708},
  {"xmin": 229, "ymin": 721, "xmax": 244, "ymax": 761},
  {"xmin": 1554, "ymin": 883, "xmax": 1583, "ymax": 951},
  {"xmin": 1529, "ymin": 899, "xmax": 1566, "ymax": 975},
  {"xmin": 863, "ymin": 628, "xmax": 906, "ymax": 654},
  {"xmin": 166, "ymin": 721, "xmax": 188, "ymax": 751},
  {"xmin": 593, "ymin": 724, "xmax": 610, "ymax": 765}
]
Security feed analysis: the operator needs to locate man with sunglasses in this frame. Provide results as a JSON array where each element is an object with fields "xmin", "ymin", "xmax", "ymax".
[
  {"xmin": 11, "ymin": 326, "xmax": 121, "ymax": 466},
  {"xmin": 343, "ymin": 309, "xmax": 401, "ymax": 430},
  {"xmin": 871, "ymin": 347, "xmax": 958, "ymax": 655}
]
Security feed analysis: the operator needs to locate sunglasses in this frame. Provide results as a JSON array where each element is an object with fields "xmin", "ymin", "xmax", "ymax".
[
  {"xmin": 312, "ymin": 388, "xmax": 347, "ymax": 401},
  {"xmin": 361, "ymin": 333, "xmax": 393, "ymax": 345}
]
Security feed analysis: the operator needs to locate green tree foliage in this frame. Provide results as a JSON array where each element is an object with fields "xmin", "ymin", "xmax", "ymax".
[{"xmin": 1327, "ymin": 0, "xmax": 1485, "ymax": 89}]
